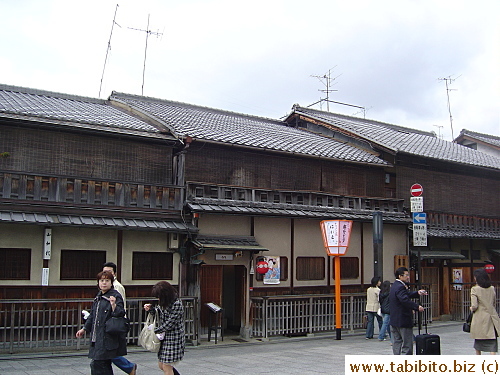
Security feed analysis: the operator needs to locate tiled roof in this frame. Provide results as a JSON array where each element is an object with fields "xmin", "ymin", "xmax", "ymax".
[
  {"xmin": 110, "ymin": 92, "xmax": 389, "ymax": 166},
  {"xmin": 409, "ymin": 250, "xmax": 466, "ymax": 259},
  {"xmin": 292, "ymin": 106, "xmax": 500, "ymax": 170},
  {"xmin": 187, "ymin": 197, "xmax": 409, "ymax": 223},
  {"xmin": 0, "ymin": 84, "xmax": 170, "ymax": 139},
  {"xmin": 191, "ymin": 235, "xmax": 269, "ymax": 251},
  {"xmin": 456, "ymin": 129, "xmax": 500, "ymax": 148},
  {"xmin": 426, "ymin": 227, "xmax": 500, "ymax": 240},
  {"xmin": 0, "ymin": 210, "xmax": 198, "ymax": 233}
]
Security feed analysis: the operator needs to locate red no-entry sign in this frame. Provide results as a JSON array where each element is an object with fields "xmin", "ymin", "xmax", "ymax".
[{"xmin": 410, "ymin": 183, "xmax": 423, "ymax": 197}]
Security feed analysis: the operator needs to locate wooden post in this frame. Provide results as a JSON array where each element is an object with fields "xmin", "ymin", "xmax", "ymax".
[
  {"xmin": 319, "ymin": 220, "xmax": 353, "ymax": 341},
  {"xmin": 335, "ymin": 255, "xmax": 341, "ymax": 340}
]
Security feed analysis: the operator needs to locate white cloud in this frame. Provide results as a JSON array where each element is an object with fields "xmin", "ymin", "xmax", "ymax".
[{"xmin": 1, "ymin": 0, "xmax": 498, "ymax": 139}]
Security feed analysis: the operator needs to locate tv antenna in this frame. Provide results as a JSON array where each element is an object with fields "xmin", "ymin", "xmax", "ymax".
[
  {"xmin": 310, "ymin": 67, "xmax": 341, "ymax": 112},
  {"xmin": 308, "ymin": 67, "xmax": 367, "ymax": 117},
  {"xmin": 98, "ymin": 4, "xmax": 120, "ymax": 98},
  {"xmin": 438, "ymin": 75, "xmax": 460, "ymax": 140},
  {"xmin": 127, "ymin": 14, "xmax": 163, "ymax": 95},
  {"xmin": 433, "ymin": 124, "xmax": 443, "ymax": 139}
]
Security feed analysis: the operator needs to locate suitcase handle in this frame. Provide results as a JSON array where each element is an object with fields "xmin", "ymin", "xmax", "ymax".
[{"xmin": 417, "ymin": 310, "xmax": 428, "ymax": 335}]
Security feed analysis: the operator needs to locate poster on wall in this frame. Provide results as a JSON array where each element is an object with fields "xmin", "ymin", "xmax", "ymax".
[
  {"xmin": 263, "ymin": 256, "xmax": 280, "ymax": 285},
  {"xmin": 453, "ymin": 268, "xmax": 463, "ymax": 290}
]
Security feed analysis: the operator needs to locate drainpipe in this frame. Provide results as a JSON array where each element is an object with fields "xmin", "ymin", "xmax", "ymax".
[
  {"xmin": 174, "ymin": 136, "xmax": 192, "ymax": 186},
  {"xmin": 373, "ymin": 212, "xmax": 383, "ymax": 278},
  {"xmin": 360, "ymin": 223, "xmax": 364, "ymax": 290}
]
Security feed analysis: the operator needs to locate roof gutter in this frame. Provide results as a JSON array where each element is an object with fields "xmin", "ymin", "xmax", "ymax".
[{"xmin": 109, "ymin": 97, "xmax": 183, "ymax": 142}]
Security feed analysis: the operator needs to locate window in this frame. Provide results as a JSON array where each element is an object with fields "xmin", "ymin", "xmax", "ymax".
[
  {"xmin": 332, "ymin": 257, "xmax": 359, "ymax": 279},
  {"xmin": 296, "ymin": 256, "xmax": 325, "ymax": 280},
  {"xmin": 60, "ymin": 250, "xmax": 106, "ymax": 280},
  {"xmin": 0, "ymin": 248, "xmax": 31, "ymax": 280},
  {"xmin": 256, "ymin": 256, "xmax": 288, "ymax": 281},
  {"xmin": 133, "ymin": 252, "xmax": 173, "ymax": 280}
]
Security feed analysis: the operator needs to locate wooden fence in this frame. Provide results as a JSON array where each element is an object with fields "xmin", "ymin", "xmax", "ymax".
[
  {"xmin": 251, "ymin": 290, "xmax": 432, "ymax": 339},
  {"xmin": 0, "ymin": 297, "xmax": 199, "ymax": 354},
  {"xmin": 450, "ymin": 284, "xmax": 500, "ymax": 321}
]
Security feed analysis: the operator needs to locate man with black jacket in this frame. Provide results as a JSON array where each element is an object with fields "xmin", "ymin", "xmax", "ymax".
[{"xmin": 389, "ymin": 267, "xmax": 427, "ymax": 355}]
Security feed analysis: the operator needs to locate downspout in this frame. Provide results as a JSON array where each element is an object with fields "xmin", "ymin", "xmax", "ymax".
[
  {"xmin": 290, "ymin": 218, "xmax": 295, "ymax": 294},
  {"xmin": 360, "ymin": 223, "xmax": 364, "ymax": 291}
]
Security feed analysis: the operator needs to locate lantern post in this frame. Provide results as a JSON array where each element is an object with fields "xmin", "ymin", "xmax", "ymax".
[{"xmin": 320, "ymin": 220, "xmax": 353, "ymax": 340}]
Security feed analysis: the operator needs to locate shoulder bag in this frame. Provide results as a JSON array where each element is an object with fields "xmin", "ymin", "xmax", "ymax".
[
  {"xmin": 138, "ymin": 309, "xmax": 161, "ymax": 352},
  {"xmin": 463, "ymin": 312, "xmax": 473, "ymax": 333},
  {"xmin": 105, "ymin": 316, "xmax": 130, "ymax": 335}
]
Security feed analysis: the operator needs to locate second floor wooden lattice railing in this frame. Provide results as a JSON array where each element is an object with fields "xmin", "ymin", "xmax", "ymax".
[
  {"xmin": 0, "ymin": 171, "xmax": 184, "ymax": 211},
  {"xmin": 187, "ymin": 182, "xmax": 405, "ymax": 213},
  {"xmin": 427, "ymin": 212, "xmax": 500, "ymax": 232}
]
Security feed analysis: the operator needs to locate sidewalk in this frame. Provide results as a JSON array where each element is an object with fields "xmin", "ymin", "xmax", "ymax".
[{"xmin": 0, "ymin": 322, "xmax": 479, "ymax": 375}]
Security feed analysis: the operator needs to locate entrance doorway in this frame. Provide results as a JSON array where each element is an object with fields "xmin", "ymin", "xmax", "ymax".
[
  {"xmin": 421, "ymin": 267, "xmax": 440, "ymax": 319},
  {"xmin": 200, "ymin": 265, "xmax": 246, "ymax": 334}
]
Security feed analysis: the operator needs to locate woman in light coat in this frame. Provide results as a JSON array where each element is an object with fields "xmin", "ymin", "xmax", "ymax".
[
  {"xmin": 470, "ymin": 268, "xmax": 500, "ymax": 355},
  {"xmin": 365, "ymin": 276, "xmax": 383, "ymax": 339}
]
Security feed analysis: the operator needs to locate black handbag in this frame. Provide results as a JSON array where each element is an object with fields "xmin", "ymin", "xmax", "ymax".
[
  {"xmin": 463, "ymin": 312, "xmax": 473, "ymax": 333},
  {"xmin": 105, "ymin": 316, "xmax": 130, "ymax": 335}
]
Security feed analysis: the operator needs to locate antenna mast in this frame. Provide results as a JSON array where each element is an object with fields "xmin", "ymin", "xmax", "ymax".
[
  {"xmin": 311, "ymin": 67, "xmax": 340, "ymax": 111},
  {"xmin": 308, "ymin": 67, "xmax": 367, "ymax": 117},
  {"xmin": 128, "ymin": 14, "xmax": 163, "ymax": 95},
  {"xmin": 438, "ymin": 75, "xmax": 460, "ymax": 140},
  {"xmin": 433, "ymin": 124, "xmax": 443, "ymax": 139},
  {"xmin": 98, "ymin": 4, "xmax": 120, "ymax": 98}
]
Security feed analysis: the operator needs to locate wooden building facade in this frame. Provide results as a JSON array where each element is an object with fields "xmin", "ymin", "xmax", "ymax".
[
  {"xmin": 1, "ymin": 84, "xmax": 498, "ymax": 341},
  {"xmin": 286, "ymin": 106, "xmax": 500, "ymax": 319},
  {"xmin": 0, "ymin": 85, "xmax": 196, "ymax": 300},
  {"xmin": 110, "ymin": 92, "xmax": 411, "ymax": 337}
]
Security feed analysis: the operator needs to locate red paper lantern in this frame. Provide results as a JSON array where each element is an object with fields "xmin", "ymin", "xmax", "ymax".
[
  {"xmin": 485, "ymin": 264, "xmax": 495, "ymax": 274},
  {"xmin": 256, "ymin": 260, "xmax": 269, "ymax": 274}
]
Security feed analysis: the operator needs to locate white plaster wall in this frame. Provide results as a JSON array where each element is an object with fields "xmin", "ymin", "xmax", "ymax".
[
  {"xmin": 0, "ymin": 224, "xmax": 44, "ymax": 285},
  {"xmin": 196, "ymin": 214, "xmax": 251, "ymax": 267},
  {"xmin": 362, "ymin": 223, "xmax": 407, "ymax": 283},
  {"xmin": 477, "ymin": 143, "xmax": 500, "ymax": 158},
  {"xmin": 253, "ymin": 217, "xmax": 292, "ymax": 287},
  {"xmin": 50, "ymin": 227, "xmax": 117, "ymax": 286},
  {"xmin": 197, "ymin": 214, "xmax": 251, "ymax": 236},
  {"xmin": 293, "ymin": 219, "xmax": 329, "ymax": 287},
  {"xmin": 121, "ymin": 230, "xmax": 179, "ymax": 285}
]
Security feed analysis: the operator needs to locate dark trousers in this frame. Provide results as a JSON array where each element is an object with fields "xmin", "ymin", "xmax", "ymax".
[
  {"xmin": 90, "ymin": 359, "xmax": 113, "ymax": 375},
  {"xmin": 391, "ymin": 326, "xmax": 414, "ymax": 355}
]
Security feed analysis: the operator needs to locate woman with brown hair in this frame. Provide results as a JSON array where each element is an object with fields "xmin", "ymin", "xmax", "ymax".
[
  {"xmin": 144, "ymin": 281, "xmax": 185, "ymax": 375},
  {"xmin": 365, "ymin": 276, "xmax": 383, "ymax": 339},
  {"xmin": 470, "ymin": 268, "xmax": 500, "ymax": 355}
]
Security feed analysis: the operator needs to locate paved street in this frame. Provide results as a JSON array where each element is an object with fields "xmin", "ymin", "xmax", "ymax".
[{"xmin": 0, "ymin": 322, "xmax": 481, "ymax": 375}]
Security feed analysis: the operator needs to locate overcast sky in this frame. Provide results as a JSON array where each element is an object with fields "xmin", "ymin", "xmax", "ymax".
[{"xmin": 1, "ymin": 0, "xmax": 498, "ymax": 140}]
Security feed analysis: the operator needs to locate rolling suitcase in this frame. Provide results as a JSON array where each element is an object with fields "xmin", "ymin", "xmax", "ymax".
[{"xmin": 415, "ymin": 313, "xmax": 441, "ymax": 355}]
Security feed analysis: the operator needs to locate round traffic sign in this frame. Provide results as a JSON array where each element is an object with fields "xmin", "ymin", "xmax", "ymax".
[
  {"xmin": 485, "ymin": 264, "xmax": 495, "ymax": 274},
  {"xmin": 410, "ymin": 183, "xmax": 423, "ymax": 197}
]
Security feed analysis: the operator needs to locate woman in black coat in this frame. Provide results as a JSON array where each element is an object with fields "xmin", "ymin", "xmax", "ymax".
[
  {"xmin": 377, "ymin": 280, "xmax": 391, "ymax": 341},
  {"xmin": 76, "ymin": 270, "xmax": 127, "ymax": 375}
]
